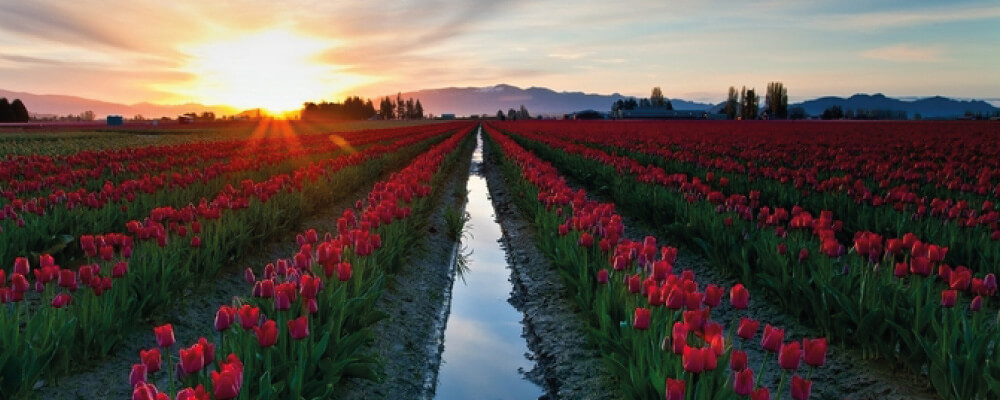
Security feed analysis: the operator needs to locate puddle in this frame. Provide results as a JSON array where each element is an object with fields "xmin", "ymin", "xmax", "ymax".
[{"xmin": 434, "ymin": 128, "xmax": 543, "ymax": 400}]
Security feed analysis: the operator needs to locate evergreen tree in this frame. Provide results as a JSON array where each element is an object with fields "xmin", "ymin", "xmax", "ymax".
[
  {"xmin": 10, "ymin": 99, "xmax": 29, "ymax": 122},
  {"xmin": 405, "ymin": 98, "xmax": 415, "ymax": 119},
  {"xmin": 650, "ymin": 87, "xmax": 666, "ymax": 107},
  {"xmin": 414, "ymin": 100, "xmax": 424, "ymax": 120},
  {"xmin": 724, "ymin": 86, "xmax": 739, "ymax": 120},
  {"xmin": 395, "ymin": 93, "xmax": 405, "ymax": 120},
  {"xmin": 765, "ymin": 82, "xmax": 788, "ymax": 119},
  {"xmin": 0, "ymin": 98, "xmax": 12, "ymax": 122}
]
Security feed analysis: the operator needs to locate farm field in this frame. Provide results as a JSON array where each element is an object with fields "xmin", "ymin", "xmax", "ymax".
[{"xmin": 2, "ymin": 119, "xmax": 999, "ymax": 400}]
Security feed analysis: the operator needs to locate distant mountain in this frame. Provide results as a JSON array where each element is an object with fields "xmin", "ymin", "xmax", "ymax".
[
  {"xmin": 394, "ymin": 84, "xmax": 716, "ymax": 116},
  {"xmin": 0, "ymin": 89, "xmax": 239, "ymax": 119},
  {"xmin": 793, "ymin": 93, "xmax": 998, "ymax": 119}
]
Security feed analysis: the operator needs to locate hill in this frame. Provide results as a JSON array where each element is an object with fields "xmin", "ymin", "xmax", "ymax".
[
  {"xmin": 0, "ymin": 89, "xmax": 239, "ymax": 119},
  {"xmin": 793, "ymin": 94, "xmax": 997, "ymax": 119}
]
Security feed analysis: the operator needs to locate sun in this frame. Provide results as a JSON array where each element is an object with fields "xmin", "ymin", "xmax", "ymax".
[{"xmin": 164, "ymin": 29, "xmax": 370, "ymax": 114}]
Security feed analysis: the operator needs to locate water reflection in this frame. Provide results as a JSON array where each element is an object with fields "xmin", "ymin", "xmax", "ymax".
[{"xmin": 435, "ymin": 130, "xmax": 542, "ymax": 400}]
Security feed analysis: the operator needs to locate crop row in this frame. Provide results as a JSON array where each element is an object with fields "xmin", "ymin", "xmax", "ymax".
[
  {"xmin": 484, "ymin": 124, "xmax": 827, "ymax": 400},
  {"xmin": 491, "ymin": 121, "xmax": 1000, "ymax": 399},
  {"xmin": 0, "ymin": 123, "xmax": 472, "ymax": 398},
  {"xmin": 124, "ymin": 125, "xmax": 475, "ymax": 400}
]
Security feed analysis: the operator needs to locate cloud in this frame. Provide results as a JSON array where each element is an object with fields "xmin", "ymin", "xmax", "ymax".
[
  {"xmin": 860, "ymin": 45, "xmax": 945, "ymax": 62},
  {"xmin": 821, "ymin": 4, "xmax": 1000, "ymax": 30}
]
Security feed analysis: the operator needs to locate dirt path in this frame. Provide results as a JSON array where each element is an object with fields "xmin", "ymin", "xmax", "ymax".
[{"xmin": 334, "ymin": 132, "xmax": 476, "ymax": 399}]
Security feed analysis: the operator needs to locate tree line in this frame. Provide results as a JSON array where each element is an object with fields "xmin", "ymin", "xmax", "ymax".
[
  {"xmin": 0, "ymin": 98, "xmax": 31, "ymax": 122},
  {"xmin": 302, "ymin": 93, "xmax": 425, "ymax": 121},
  {"xmin": 495, "ymin": 105, "xmax": 532, "ymax": 121},
  {"xmin": 723, "ymin": 82, "xmax": 789, "ymax": 120}
]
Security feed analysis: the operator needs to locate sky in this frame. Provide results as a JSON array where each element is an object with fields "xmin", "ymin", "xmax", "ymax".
[{"xmin": 1, "ymin": 0, "xmax": 998, "ymax": 111}]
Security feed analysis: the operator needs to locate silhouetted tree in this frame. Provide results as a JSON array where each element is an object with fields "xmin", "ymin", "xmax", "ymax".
[
  {"xmin": 739, "ymin": 87, "xmax": 759, "ymax": 120},
  {"xmin": 821, "ymin": 105, "xmax": 843, "ymax": 120},
  {"xmin": 80, "ymin": 110, "xmax": 96, "ymax": 121},
  {"xmin": 765, "ymin": 82, "xmax": 788, "ymax": 119},
  {"xmin": 414, "ymin": 100, "xmax": 424, "ymax": 120},
  {"xmin": 405, "ymin": 98, "xmax": 415, "ymax": 119},
  {"xmin": 651, "ymin": 87, "xmax": 666, "ymax": 107},
  {"xmin": 302, "ymin": 96, "xmax": 378, "ymax": 120},
  {"xmin": 724, "ymin": 86, "xmax": 739, "ymax": 120},
  {"xmin": 497, "ymin": 110, "xmax": 506, "ymax": 121},
  {"xmin": 10, "ymin": 99, "xmax": 29, "ymax": 122},
  {"xmin": 507, "ymin": 108, "xmax": 517, "ymax": 121},
  {"xmin": 0, "ymin": 98, "xmax": 12, "ymax": 122},
  {"xmin": 788, "ymin": 107, "xmax": 807, "ymax": 120},
  {"xmin": 395, "ymin": 93, "xmax": 405, "ymax": 121},
  {"xmin": 518, "ymin": 104, "xmax": 531, "ymax": 120},
  {"xmin": 379, "ymin": 97, "xmax": 395, "ymax": 120}
]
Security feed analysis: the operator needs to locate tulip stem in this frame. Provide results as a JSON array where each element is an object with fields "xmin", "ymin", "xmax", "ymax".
[
  {"xmin": 774, "ymin": 370, "xmax": 788, "ymax": 400},
  {"xmin": 166, "ymin": 350, "xmax": 176, "ymax": 396},
  {"xmin": 756, "ymin": 352, "xmax": 770, "ymax": 389}
]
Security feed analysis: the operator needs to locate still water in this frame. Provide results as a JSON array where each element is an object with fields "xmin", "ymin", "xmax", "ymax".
[{"xmin": 434, "ymin": 130, "xmax": 543, "ymax": 399}]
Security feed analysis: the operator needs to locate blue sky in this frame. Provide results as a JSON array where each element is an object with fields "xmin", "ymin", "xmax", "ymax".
[{"xmin": 0, "ymin": 0, "xmax": 997, "ymax": 107}]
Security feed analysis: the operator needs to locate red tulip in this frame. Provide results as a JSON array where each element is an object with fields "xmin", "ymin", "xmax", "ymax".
[
  {"xmin": 175, "ymin": 385, "xmax": 209, "ymax": 400},
  {"xmin": 777, "ymin": 243, "xmax": 787, "ymax": 255},
  {"xmin": 665, "ymin": 287, "xmax": 685, "ymax": 310},
  {"xmin": 338, "ymin": 262, "xmax": 352, "ymax": 281},
  {"xmin": 803, "ymin": 338, "xmax": 827, "ymax": 367},
  {"xmin": 779, "ymin": 341, "xmax": 802, "ymax": 370},
  {"xmin": 791, "ymin": 375, "xmax": 812, "ymax": 400},
  {"xmin": 893, "ymin": 262, "xmax": 909, "ymax": 278},
  {"xmin": 909, "ymin": 256, "xmax": 932, "ymax": 276},
  {"xmin": 985, "ymin": 273, "xmax": 997, "ymax": 295},
  {"xmin": 215, "ymin": 306, "xmax": 234, "ymax": 331},
  {"xmin": 288, "ymin": 316, "xmax": 309, "ymax": 340},
  {"xmin": 274, "ymin": 291, "xmax": 291, "ymax": 311},
  {"xmin": 132, "ymin": 382, "xmax": 158, "ymax": 400},
  {"xmin": 628, "ymin": 275, "xmax": 642, "ymax": 294},
  {"xmin": 704, "ymin": 284, "xmax": 723, "ymax": 308},
  {"xmin": 652, "ymin": 260, "xmax": 671, "ymax": 280},
  {"xmin": 734, "ymin": 368, "xmax": 754, "ymax": 396},
  {"xmin": 970, "ymin": 295, "xmax": 983, "ymax": 312},
  {"xmin": 730, "ymin": 283, "xmax": 749, "ymax": 309},
  {"xmin": 211, "ymin": 356, "xmax": 243, "ymax": 400},
  {"xmin": 130, "ymin": 363, "xmax": 147, "ymax": 387},
  {"xmin": 798, "ymin": 248, "xmax": 809, "ymax": 262},
  {"xmin": 300, "ymin": 274, "xmax": 320, "ymax": 299},
  {"xmin": 254, "ymin": 319, "xmax": 278, "ymax": 347},
  {"xmin": 682, "ymin": 345, "xmax": 704, "ymax": 373},
  {"xmin": 154, "ymin": 324, "xmax": 175, "ymax": 347},
  {"xmin": 51, "ymin": 292, "xmax": 72, "ymax": 308},
  {"xmin": 941, "ymin": 290, "xmax": 957, "ymax": 308},
  {"xmin": 244, "ymin": 268, "xmax": 255, "ymax": 285},
  {"xmin": 13, "ymin": 257, "xmax": 30, "ymax": 275},
  {"xmin": 237, "ymin": 305, "xmax": 260, "ymax": 330},
  {"xmin": 665, "ymin": 378, "xmax": 685, "ymax": 400},
  {"xmin": 179, "ymin": 344, "xmax": 205, "ymax": 375},
  {"xmin": 752, "ymin": 387, "xmax": 770, "ymax": 400},
  {"xmin": 306, "ymin": 298, "xmax": 318, "ymax": 314},
  {"xmin": 633, "ymin": 307, "xmax": 651, "ymax": 330},
  {"xmin": 737, "ymin": 317, "xmax": 759, "ymax": 341},
  {"xmin": 701, "ymin": 346, "xmax": 718, "ymax": 371},
  {"xmin": 140, "ymin": 348, "xmax": 161, "ymax": 373},
  {"xmin": 731, "ymin": 349, "xmax": 748, "ymax": 371},
  {"xmin": 596, "ymin": 269, "xmax": 609, "ymax": 284},
  {"xmin": 761, "ymin": 324, "xmax": 784, "ymax": 353},
  {"xmin": 197, "ymin": 337, "xmax": 215, "ymax": 368},
  {"xmin": 190, "ymin": 236, "xmax": 201, "ymax": 247}
]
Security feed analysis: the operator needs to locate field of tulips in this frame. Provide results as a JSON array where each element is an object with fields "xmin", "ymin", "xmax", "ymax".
[
  {"xmin": 0, "ymin": 121, "xmax": 476, "ymax": 398},
  {"xmin": 488, "ymin": 120, "xmax": 1000, "ymax": 400}
]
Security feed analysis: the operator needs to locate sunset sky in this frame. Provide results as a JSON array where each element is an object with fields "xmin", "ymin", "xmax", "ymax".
[{"xmin": 1, "ymin": 0, "xmax": 998, "ymax": 111}]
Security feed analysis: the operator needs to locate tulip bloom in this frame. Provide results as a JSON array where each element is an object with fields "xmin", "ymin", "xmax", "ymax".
[
  {"xmin": 130, "ymin": 363, "xmax": 147, "ymax": 387},
  {"xmin": 132, "ymin": 382, "xmax": 159, "ymax": 400},
  {"xmin": 761, "ymin": 324, "xmax": 784, "ymax": 353},
  {"xmin": 752, "ymin": 387, "xmax": 771, "ymax": 400},
  {"xmin": 737, "ymin": 317, "xmax": 759, "ymax": 341},
  {"xmin": 215, "ymin": 306, "xmax": 234, "ymax": 332},
  {"xmin": 288, "ymin": 316, "xmax": 310, "ymax": 340},
  {"xmin": 734, "ymin": 368, "xmax": 754, "ymax": 396},
  {"xmin": 140, "ymin": 348, "xmax": 161, "ymax": 373},
  {"xmin": 941, "ymin": 290, "xmax": 957, "ymax": 308},
  {"xmin": 704, "ymin": 284, "xmax": 723, "ymax": 308},
  {"xmin": 238, "ymin": 305, "xmax": 260, "ymax": 330},
  {"xmin": 338, "ymin": 262, "xmax": 352, "ymax": 281},
  {"xmin": 176, "ymin": 385, "xmax": 209, "ymax": 400},
  {"xmin": 254, "ymin": 320, "xmax": 278, "ymax": 347},
  {"xmin": 779, "ymin": 341, "xmax": 802, "ymax": 370},
  {"xmin": 731, "ymin": 349, "xmax": 748, "ymax": 371},
  {"xmin": 802, "ymin": 338, "xmax": 827, "ymax": 367},
  {"xmin": 682, "ymin": 346, "xmax": 704, "ymax": 373},
  {"xmin": 970, "ymin": 295, "xmax": 983, "ymax": 312},
  {"xmin": 596, "ymin": 269, "xmax": 609, "ymax": 284},
  {"xmin": 730, "ymin": 283, "xmax": 749, "ymax": 309},
  {"xmin": 179, "ymin": 344, "xmax": 205, "ymax": 375},
  {"xmin": 791, "ymin": 375, "xmax": 812, "ymax": 400},
  {"xmin": 633, "ymin": 307, "xmax": 651, "ymax": 330},
  {"xmin": 154, "ymin": 324, "xmax": 175, "ymax": 348},
  {"xmin": 665, "ymin": 378, "xmax": 684, "ymax": 400}
]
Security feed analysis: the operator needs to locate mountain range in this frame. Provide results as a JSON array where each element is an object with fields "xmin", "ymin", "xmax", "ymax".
[
  {"xmin": 3, "ymin": 85, "xmax": 997, "ymax": 120},
  {"xmin": 0, "ymin": 89, "xmax": 238, "ymax": 120}
]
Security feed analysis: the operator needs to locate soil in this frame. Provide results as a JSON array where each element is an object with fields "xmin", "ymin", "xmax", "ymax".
[{"xmin": 333, "ymin": 132, "xmax": 476, "ymax": 399}]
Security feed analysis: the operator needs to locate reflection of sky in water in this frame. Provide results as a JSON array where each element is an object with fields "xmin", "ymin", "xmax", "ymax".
[{"xmin": 435, "ymin": 137, "xmax": 542, "ymax": 400}]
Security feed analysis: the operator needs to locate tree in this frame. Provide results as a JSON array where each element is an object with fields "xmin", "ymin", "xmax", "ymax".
[
  {"xmin": 0, "ymin": 98, "xmax": 12, "ymax": 122},
  {"xmin": 518, "ymin": 104, "xmax": 531, "ymax": 120},
  {"xmin": 739, "ymin": 88, "xmax": 759, "ymax": 120},
  {"xmin": 724, "ymin": 86, "xmax": 739, "ymax": 120},
  {"xmin": 80, "ymin": 110, "xmax": 96, "ymax": 121},
  {"xmin": 10, "ymin": 99, "xmax": 29, "ymax": 122},
  {"xmin": 765, "ymin": 82, "xmax": 788, "ymax": 119},
  {"xmin": 379, "ymin": 97, "xmax": 395, "ymax": 120},
  {"xmin": 414, "ymin": 100, "xmax": 424, "ymax": 120},
  {"xmin": 395, "ymin": 93, "xmax": 405, "ymax": 120},
  {"xmin": 497, "ymin": 110, "xmax": 506, "ymax": 121},
  {"xmin": 132, "ymin": 114, "xmax": 145, "ymax": 121},
  {"xmin": 404, "ymin": 98, "xmax": 415, "ymax": 119},
  {"xmin": 821, "ymin": 105, "xmax": 843, "ymax": 120},
  {"xmin": 651, "ymin": 87, "xmax": 666, "ymax": 107},
  {"xmin": 507, "ymin": 108, "xmax": 517, "ymax": 121},
  {"xmin": 788, "ymin": 107, "xmax": 807, "ymax": 120}
]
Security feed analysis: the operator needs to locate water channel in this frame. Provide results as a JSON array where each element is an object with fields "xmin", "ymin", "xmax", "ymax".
[{"xmin": 434, "ymin": 129, "xmax": 543, "ymax": 399}]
